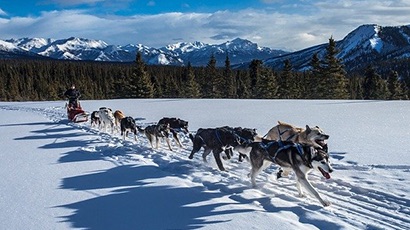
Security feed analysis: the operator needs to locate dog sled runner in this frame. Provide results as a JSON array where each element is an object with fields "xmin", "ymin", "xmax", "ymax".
[{"xmin": 66, "ymin": 102, "xmax": 88, "ymax": 123}]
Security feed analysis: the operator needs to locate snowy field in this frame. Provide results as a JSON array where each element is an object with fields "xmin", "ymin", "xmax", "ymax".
[{"xmin": 0, "ymin": 99, "xmax": 409, "ymax": 230}]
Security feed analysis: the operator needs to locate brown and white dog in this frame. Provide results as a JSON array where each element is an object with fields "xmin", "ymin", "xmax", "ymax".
[
  {"xmin": 263, "ymin": 121, "xmax": 330, "ymax": 179},
  {"xmin": 113, "ymin": 110, "xmax": 126, "ymax": 133},
  {"xmin": 264, "ymin": 121, "xmax": 329, "ymax": 150}
]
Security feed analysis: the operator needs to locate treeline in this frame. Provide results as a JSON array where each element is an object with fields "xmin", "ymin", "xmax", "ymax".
[{"xmin": 0, "ymin": 37, "xmax": 409, "ymax": 101}]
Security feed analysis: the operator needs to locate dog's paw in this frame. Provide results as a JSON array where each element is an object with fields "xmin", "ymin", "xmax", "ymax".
[
  {"xmin": 298, "ymin": 193, "xmax": 307, "ymax": 198},
  {"xmin": 322, "ymin": 200, "xmax": 331, "ymax": 207},
  {"xmin": 276, "ymin": 170, "xmax": 283, "ymax": 179}
]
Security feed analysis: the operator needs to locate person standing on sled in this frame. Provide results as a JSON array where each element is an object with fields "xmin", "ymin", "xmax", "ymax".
[{"xmin": 64, "ymin": 84, "xmax": 81, "ymax": 109}]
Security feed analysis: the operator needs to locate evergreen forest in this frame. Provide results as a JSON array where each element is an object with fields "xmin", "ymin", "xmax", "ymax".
[{"xmin": 1, "ymin": 38, "xmax": 409, "ymax": 101}]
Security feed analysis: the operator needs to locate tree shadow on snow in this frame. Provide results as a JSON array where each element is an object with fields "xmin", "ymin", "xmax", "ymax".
[{"xmin": 58, "ymin": 165, "xmax": 252, "ymax": 230}]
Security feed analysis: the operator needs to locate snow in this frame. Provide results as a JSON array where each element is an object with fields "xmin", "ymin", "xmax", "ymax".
[
  {"xmin": 0, "ymin": 99, "xmax": 409, "ymax": 230},
  {"xmin": 0, "ymin": 40, "xmax": 18, "ymax": 51},
  {"xmin": 156, "ymin": 53, "xmax": 170, "ymax": 65},
  {"xmin": 370, "ymin": 25, "xmax": 383, "ymax": 53}
]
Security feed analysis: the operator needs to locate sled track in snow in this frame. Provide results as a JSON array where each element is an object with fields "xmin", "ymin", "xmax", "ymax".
[{"xmin": 2, "ymin": 104, "xmax": 410, "ymax": 230}]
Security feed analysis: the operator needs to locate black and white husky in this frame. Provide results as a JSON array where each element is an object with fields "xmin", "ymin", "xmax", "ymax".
[
  {"xmin": 120, "ymin": 116, "xmax": 143, "ymax": 142},
  {"xmin": 247, "ymin": 139, "xmax": 333, "ymax": 207},
  {"xmin": 157, "ymin": 117, "xmax": 191, "ymax": 148},
  {"xmin": 90, "ymin": 111, "xmax": 100, "ymax": 128},
  {"xmin": 143, "ymin": 123, "xmax": 173, "ymax": 151}
]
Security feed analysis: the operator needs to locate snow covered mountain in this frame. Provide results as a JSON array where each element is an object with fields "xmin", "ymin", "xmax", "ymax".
[
  {"xmin": 3, "ymin": 24, "xmax": 410, "ymax": 70},
  {"xmin": 260, "ymin": 24, "xmax": 410, "ymax": 71},
  {"xmin": 0, "ymin": 39, "xmax": 49, "ymax": 60},
  {"xmin": 2, "ymin": 37, "xmax": 285, "ymax": 66}
]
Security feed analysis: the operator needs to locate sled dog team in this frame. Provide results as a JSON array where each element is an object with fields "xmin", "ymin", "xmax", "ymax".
[{"xmin": 89, "ymin": 107, "xmax": 333, "ymax": 207}]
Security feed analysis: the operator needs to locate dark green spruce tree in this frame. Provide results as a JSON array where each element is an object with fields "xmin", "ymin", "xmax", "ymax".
[
  {"xmin": 249, "ymin": 59, "xmax": 263, "ymax": 98},
  {"xmin": 321, "ymin": 37, "xmax": 349, "ymax": 99},
  {"xmin": 203, "ymin": 54, "xmax": 217, "ymax": 98},
  {"xmin": 126, "ymin": 52, "xmax": 154, "ymax": 98},
  {"xmin": 362, "ymin": 65, "xmax": 388, "ymax": 99},
  {"xmin": 236, "ymin": 70, "xmax": 251, "ymax": 99},
  {"xmin": 254, "ymin": 67, "xmax": 278, "ymax": 99},
  {"xmin": 183, "ymin": 62, "xmax": 201, "ymax": 98},
  {"xmin": 387, "ymin": 71, "xmax": 406, "ymax": 100},
  {"xmin": 307, "ymin": 52, "xmax": 324, "ymax": 99},
  {"xmin": 348, "ymin": 75, "xmax": 363, "ymax": 99},
  {"xmin": 278, "ymin": 59, "xmax": 300, "ymax": 99},
  {"xmin": 223, "ymin": 55, "xmax": 236, "ymax": 98},
  {"xmin": 212, "ymin": 55, "xmax": 225, "ymax": 98}
]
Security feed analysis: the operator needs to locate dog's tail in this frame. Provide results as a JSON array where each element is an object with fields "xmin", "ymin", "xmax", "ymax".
[
  {"xmin": 188, "ymin": 133, "xmax": 194, "ymax": 142},
  {"xmin": 136, "ymin": 125, "xmax": 145, "ymax": 133}
]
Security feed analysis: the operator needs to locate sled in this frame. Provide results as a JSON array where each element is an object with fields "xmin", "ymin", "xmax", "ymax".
[{"xmin": 66, "ymin": 102, "xmax": 88, "ymax": 123}]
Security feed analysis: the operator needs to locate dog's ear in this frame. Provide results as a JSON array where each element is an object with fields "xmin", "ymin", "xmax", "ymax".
[{"xmin": 306, "ymin": 125, "xmax": 311, "ymax": 134}]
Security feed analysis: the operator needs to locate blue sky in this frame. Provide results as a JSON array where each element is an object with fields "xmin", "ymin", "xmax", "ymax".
[{"xmin": 1, "ymin": 0, "xmax": 409, "ymax": 51}]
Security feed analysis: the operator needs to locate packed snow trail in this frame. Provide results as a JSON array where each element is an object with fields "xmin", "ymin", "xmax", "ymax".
[{"xmin": 1, "ymin": 102, "xmax": 409, "ymax": 230}]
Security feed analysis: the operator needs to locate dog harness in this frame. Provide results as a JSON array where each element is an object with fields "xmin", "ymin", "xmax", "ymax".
[
  {"xmin": 215, "ymin": 128, "xmax": 247, "ymax": 146},
  {"xmin": 277, "ymin": 126, "xmax": 296, "ymax": 142},
  {"xmin": 261, "ymin": 141, "xmax": 309, "ymax": 167}
]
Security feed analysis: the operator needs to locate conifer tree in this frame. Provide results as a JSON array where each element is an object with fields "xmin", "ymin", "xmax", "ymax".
[
  {"xmin": 254, "ymin": 67, "xmax": 278, "ymax": 99},
  {"xmin": 203, "ymin": 54, "xmax": 217, "ymax": 98},
  {"xmin": 249, "ymin": 59, "xmax": 263, "ymax": 97},
  {"xmin": 399, "ymin": 80, "xmax": 409, "ymax": 100},
  {"xmin": 236, "ymin": 70, "xmax": 251, "ymax": 99},
  {"xmin": 184, "ymin": 63, "xmax": 201, "ymax": 98},
  {"xmin": 6, "ymin": 71, "xmax": 21, "ymax": 100},
  {"xmin": 151, "ymin": 75, "xmax": 163, "ymax": 98},
  {"xmin": 362, "ymin": 65, "xmax": 388, "ymax": 99},
  {"xmin": 307, "ymin": 52, "xmax": 324, "ymax": 99},
  {"xmin": 387, "ymin": 71, "xmax": 404, "ymax": 100},
  {"xmin": 127, "ymin": 52, "xmax": 154, "ymax": 98},
  {"xmin": 279, "ymin": 59, "xmax": 300, "ymax": 98},
  {"xmin": 162, "ymin": 76, "xmax": 179, "ymax": 98},
  {"xmin": 223, "ymin": 55, "xmax": 236, "ymax": 98},
  {"xmin": 211, "ymin": 54, "xmax": 225, "ymax": 98},
  {"xmin": 321, "ymin": 37, "xmax": 349, "ymax": 99},
  {"xmin": 348, "ymin": 75, "xmax": 363, "ymax": 99}
]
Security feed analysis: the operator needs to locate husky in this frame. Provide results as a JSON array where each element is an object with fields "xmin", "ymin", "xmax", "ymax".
[
  {"xmin": 90, "ymin": 111, "xmax": 100, "ymax": 128},
  {"xmin": 265, "ymin": 121, "xmax": 329, "ymax": 149},
  {"xmin": 120, "ymin": 116, "xmax": 143, "ymax": 142},
  {"xmin": 248, "ymin": 139, "xmax": 333, "ymax": 207},
  {"xmin": 114, "ymin": 110, "xmax": 126, "ymax": 133},
  {"xmin": 188, "ymin": 126, "xmax": 244, "ymax": 171},
  {"xmin": 264, "ymin": 121, "xmax": 330, "ymax": 178},
  {"xmin": 158, "ymin": 117, "xmax": 191, "ymax": 148},
  {"xmin": 98, "ymin": 107, "xmax": 115, "ymax": 133},
  {"xmin": 143, "ymin": 123, "xmax": 173, "ymax": 151},
  {"xmin": 221, "ymin": 126, "xmax": 262, "ymax": 162}
]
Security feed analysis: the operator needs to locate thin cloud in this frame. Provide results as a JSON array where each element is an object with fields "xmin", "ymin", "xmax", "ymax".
[
  {"xmin": 260, "ymin": 0, "xmax": 285, "ymax": 3},
  {"xmin": 0, "ymin": 8, "xmax": 8, "ymax": 17},
  {"xmin": 0, "ymin": 1, "xmax": 409, "ymax": 51},
  {"xmin": 47, "ymin": 0, "xmax": 105, "ymax": 6}
]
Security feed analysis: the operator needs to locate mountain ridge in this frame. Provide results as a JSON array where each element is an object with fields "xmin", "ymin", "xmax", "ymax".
[
  {"xmin": 1, "ymin": 37, "xmax": 286, "ymax": 67},
  {"xmin": 2, "ymin": 24, "xmax": 410, "ymax": 71}
]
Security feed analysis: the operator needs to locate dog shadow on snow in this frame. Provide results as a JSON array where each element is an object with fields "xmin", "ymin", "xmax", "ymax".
[{"xmin": 57, "ymin": 164, "xmax": 253, "ymax": 230}]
